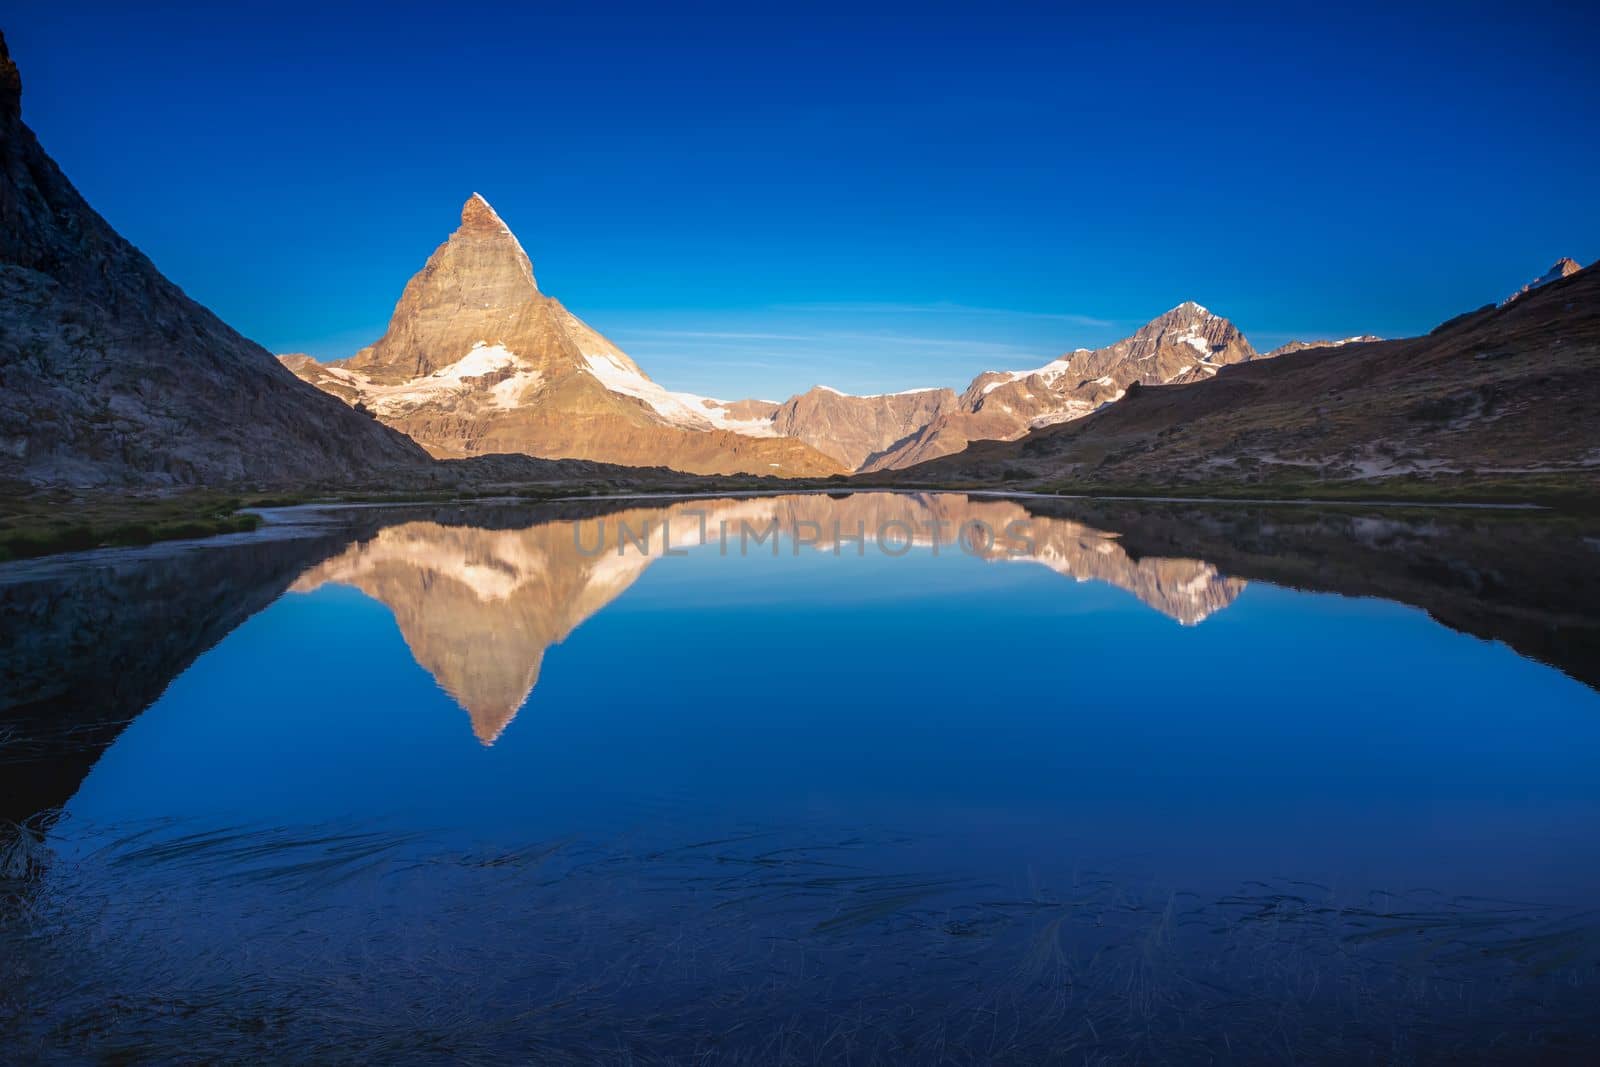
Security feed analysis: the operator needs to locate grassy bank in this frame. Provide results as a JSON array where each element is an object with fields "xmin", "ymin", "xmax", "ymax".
[
  {"xmin": 0, "ymin": 480, "xmax": 735, "ymax": 563},
  {"xmin": 0, "ymin": 492, "xmax": 265, "ymax": 562}
]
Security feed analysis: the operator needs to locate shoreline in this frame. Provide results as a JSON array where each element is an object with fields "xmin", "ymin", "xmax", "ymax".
[{"xmin": 0, "ymin": 482, "xmax": 1569, "ymax": 568}]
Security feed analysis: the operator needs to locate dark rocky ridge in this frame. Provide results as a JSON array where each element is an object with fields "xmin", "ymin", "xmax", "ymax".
[{"xmin": 0, "ymin": 32, "xmax": 430, "ymax": 488}]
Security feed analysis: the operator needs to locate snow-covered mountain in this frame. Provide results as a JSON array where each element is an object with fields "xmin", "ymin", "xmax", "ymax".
[
  {"xmin": 285, "ymin": 194, "xmax": 1399, "ymax": 477},
  {"xmin": 858, "ymin": 301, "xmax": 1264, "ymax": 471},
  {"xmin": 283, "ymin": 195, "xmax": 843, "ymax": 477}
]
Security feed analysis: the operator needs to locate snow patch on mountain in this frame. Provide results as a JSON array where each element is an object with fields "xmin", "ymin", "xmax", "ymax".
[
  {"xmin": 579, "ymin": 345, "xmax": 778, "ymax": 436},
  {"xmin": 817, "ymin": 384, "xmax": 939, "ymax": 399},
  {"xmin": 319, "ymin": 342, "xmax": 547, "ymax": 419},
  {"xmin": 979, "ymin": 349, "xmax": 1091, "ymax": 395},
  {"xmin": 693, "ymin": 399, "xmax": 781, "ymax": 436},
  {"xmin": 1174, "ymin": 324, "xmax": 1213, "ymax": 358}
]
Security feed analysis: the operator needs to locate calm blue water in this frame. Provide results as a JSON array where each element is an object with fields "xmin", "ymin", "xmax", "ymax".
[{"xmin": 4, "ymin": 493, "xmax": 1599, "ymax": 1062}]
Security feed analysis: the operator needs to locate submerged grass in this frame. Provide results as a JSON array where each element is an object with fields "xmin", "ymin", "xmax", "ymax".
[
  {"xmin": 2, "ymin": 815, "xmax": 1596, "ymax": 1064},
  {"xmin": 0, "ymin": 478, "xmax": 817, "ymax": 562}
]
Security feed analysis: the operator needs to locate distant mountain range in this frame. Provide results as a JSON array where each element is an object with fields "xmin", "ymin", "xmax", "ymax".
[{"xmin": 282, "ymin": 194, "xmax": 1386, "ymax": 476}]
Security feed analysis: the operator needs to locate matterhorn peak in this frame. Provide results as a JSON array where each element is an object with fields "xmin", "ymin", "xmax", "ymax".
[
  {"xmin": 438, "ymin": 191, "xmax": 538, "ymax": 293},
  {"xmin": 461, "ymin": 192, "xmax": 507, "ymax": 230}
]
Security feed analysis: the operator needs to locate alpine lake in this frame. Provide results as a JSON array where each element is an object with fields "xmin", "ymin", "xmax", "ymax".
[{"xmin": 3, "ymin": 491, "xmax": 1598, "ymax": 1064}]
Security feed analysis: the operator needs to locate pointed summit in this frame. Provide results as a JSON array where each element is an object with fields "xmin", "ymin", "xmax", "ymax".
[
  {"xmin": 1127, "ymin": 302, "xmax": 1253, "ymax": 366},
  {"xmin": 340, "ymin": 194, "xmax": 541, "ymax": 379},
  {"xmin": 450, "ymin": 191, "xmax": 537, "ymax": 291},
  {"xmin": 462, "ymin": 191, "xmax": 495, "ymax": 223},
  {"xmin": 460, "ymin": 191, "xmax": 510, "ymax": 233},
  {"xmin": 1544, "ymin": 256, "xmax": 1582, "ymax": 277}
]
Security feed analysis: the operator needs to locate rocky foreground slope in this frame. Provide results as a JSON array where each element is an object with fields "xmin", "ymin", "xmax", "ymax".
[
  {"xmin": 0, "ymin": 33, "xmax": 432, "ymax": 489},
  {"xmin": 891, "ymin": 261, "xmax": 1600, "ymax": 490}
]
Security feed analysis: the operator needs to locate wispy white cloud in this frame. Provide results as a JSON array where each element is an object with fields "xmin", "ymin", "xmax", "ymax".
[
  {"xmin": 818, "ymin": 331, "xmax": 1043, "ymax": 354},
  {"xmin": 617, "ymin": 329, "xmax": 818, "ymax": 341},
  {"xmin": 601, "ymin": 303, "xmax": 1110, "ymax": 398},
  {"xmin": 775, "ymin": 301, "xmax": 1117, "ymax": 328},
  {"xmin": 623, "ymin": 328, "xmax": 1048, "ymax": 360}
]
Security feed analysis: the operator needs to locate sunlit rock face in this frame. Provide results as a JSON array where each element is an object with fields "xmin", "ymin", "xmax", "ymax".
[
  {"xmin": 281, "ymin": 196, "xmax": 844, "ymax": 478},
  {"xmin": 292, "ymin": 494, "xmax": 1242, "ymax": 742},
  {"xmin": 768, "ymin": 386, "xmax": 959, "ymax": 469}
]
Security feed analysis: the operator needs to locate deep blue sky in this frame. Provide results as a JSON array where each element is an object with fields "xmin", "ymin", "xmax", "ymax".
[{"xmin": 7, "ymin": 3, "xmax": 1598, "ymax": 397}]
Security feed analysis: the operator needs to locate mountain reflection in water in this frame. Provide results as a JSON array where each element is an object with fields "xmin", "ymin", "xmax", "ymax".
[
  {"xmin": 3, "ymin": 491, "xmax": 1598, "ymax": 819},
  {"xmin": 289, "ymin": 494, "xmax": 1243, "ymax": 743}
]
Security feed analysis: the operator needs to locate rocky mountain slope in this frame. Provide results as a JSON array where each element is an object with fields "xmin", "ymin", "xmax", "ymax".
[
  {"xmin": 890, "ymin": 261, "xmax": 1600, "ymax": 489},
  {"xmin": 283, "ymin": 195, "xmax": 844, "ymax": 478},
  {"xmin": 769, "ymin": 385, "xmax": 958, "ymax": 468},
  {"xmin": 0, "ymin": 34, "xmax": 430, "ymax": 488},
  {"xmin": 755, "ymin": 308, "xmax": 1381, "ymax": 472}
]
